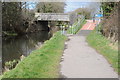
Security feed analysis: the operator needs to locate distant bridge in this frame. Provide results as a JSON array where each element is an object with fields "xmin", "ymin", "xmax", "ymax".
[{"xmin": 35, "ymin": 13, "xmax": 70, "ymax": 21}]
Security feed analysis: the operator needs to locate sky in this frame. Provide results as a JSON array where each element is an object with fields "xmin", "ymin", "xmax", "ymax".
[
  {"xmin": 64, "ymin": 2, "xmax": 89, "ymax": 13},
  {"xmin": 27, "ymin": 2, "xmax": 90, "ymax": 12},
  {"xmin": 27, "ymin": 2, "xmax": 100, "ymax": 14}
]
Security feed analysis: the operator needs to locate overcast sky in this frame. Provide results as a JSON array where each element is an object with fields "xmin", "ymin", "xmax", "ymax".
[
  {"xmin": 64, "ymin": 2, "xmax": 89, "ymax": 13},
  {"xmin": 27, "ymin": 2, "xmax": 100, "ymax": 14}
]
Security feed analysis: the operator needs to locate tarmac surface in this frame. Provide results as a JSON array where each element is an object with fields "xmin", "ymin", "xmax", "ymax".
[{"xmin": 60, "ymin": 20, "xmax": 118, "ymax": 78}]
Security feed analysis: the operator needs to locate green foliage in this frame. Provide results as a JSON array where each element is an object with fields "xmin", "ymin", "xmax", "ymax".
[
  {"xmin": 100, "ymin": 2, "xmax": 118, "ymax": 42},
  {"xmin": 87, "ymin": 28, "xmax": 118, "ymax": 73},
  {"xmin": 101, "ymin": 2, "xmax": 116, "ymax": 17},
  {"xmin": 0, "ymin": 75, "xmax": 3, "ymax": 80},
  {"xmin": 2, "ymin": 32, "xmax": 67, "ymax": 78},
  {"xmin": 5, "ymin": 59, "xmax": 19, "ymax": 70}
]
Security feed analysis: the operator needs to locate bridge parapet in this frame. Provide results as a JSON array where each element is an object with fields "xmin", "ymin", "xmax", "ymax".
[{"xmin": 35, "ymin": 13, "xmax": 70, "ymax": 21}]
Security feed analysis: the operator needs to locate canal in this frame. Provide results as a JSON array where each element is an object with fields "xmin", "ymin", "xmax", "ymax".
[{"xmin": 2, "ymin": 31, "xmax": 52, "ymax": 71}]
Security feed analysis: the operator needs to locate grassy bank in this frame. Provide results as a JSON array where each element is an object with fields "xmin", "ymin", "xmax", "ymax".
[
  {"xmin": 67, "ymin": 19, "xmax": 86, "ymax": 34},
  {"xmin": 2, "ymin": 31, "xmax": 67, "ymax": 78},
  {"xmin": 0, "ymin": 75, "xmax": 2, "ymax": 80},
  {"xmin": 87, "ymin": 29, "xmax": 118, "ymax": 73}
]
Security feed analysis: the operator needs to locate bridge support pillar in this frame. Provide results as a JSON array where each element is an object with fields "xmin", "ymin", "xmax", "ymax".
[{"xmin": 37, "ymin": 21, "xmax": 49, "ymax": 31}]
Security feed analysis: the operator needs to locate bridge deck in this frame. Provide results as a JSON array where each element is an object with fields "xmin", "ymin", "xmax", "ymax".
[{"xmin": 35, "ymin": 13, "xmax": 70, "ymax": 21}]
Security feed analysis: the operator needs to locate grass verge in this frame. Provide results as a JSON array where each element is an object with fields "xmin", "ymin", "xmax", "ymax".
[
  {"xmin": 0, "ymin": 75, "xmax": 2, "ymax": 80},
  {"xmin": 2, "ymin": 31, "xmax": 67, "ymax": 78},
  {"xmin": 67, "ymin": 19, "xmax": 86, "ymax": 34},
  {"xmin": 86, "ymin": 29, "xmax": 118, "ymax": 73}
]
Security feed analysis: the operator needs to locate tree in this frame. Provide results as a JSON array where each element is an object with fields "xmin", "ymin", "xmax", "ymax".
[
  {"xmin": 35, "ymin": 2, "xmax": 66, "ymax": 13},
  {"xmin": 2, "ymin": 2, "xmax": 36, "ymax": 35},
  {"xmin": 100, "ymin": 2, "xmax": 119, "ymax": 42},
  {"xmin": 74, "ymin": 8, "xmax": 92, "ymax": 19},
  {"xmin": 2, "ymin": 2, "xmax": 22, "ymax": 32},
  {"xmin": 101, "ymin": 2, "xmax": 117, "ymax": 17}
]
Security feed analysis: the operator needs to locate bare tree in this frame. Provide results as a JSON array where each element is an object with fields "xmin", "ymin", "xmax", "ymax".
[
  {"xmin": 35, "ymin": 2, "xmax": 66, "ymax": 13},
  {"xmin": 2, "ymin": 2, "xmax": 36, "ymax": 35}
]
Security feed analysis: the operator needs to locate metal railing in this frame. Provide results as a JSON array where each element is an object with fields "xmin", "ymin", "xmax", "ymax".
[{"xmin": 69, "ymin": 16, "xmax": 85, "ymax": 34}]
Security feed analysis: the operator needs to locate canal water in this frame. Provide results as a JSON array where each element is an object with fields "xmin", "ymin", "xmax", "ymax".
[{"xmin": 2, "ymin": 31, "xmax": 52, "ymax": 69}]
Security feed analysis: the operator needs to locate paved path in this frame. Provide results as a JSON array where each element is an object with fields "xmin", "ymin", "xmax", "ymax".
[
  {"xmin": 60, "ymin": 20, "xmax": 118, "ymax": 78},
  {"xmin": 81, "ymin": 20, "xmax": 96, "ymax": 30}
]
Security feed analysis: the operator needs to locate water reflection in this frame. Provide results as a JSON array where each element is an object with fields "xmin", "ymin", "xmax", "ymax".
[{"xmin": 2, "ymin": 31, "xmax": 52, "ymax": 68}]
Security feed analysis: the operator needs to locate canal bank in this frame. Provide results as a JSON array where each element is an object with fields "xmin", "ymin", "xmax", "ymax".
[
  {"xmin": 1, "ymin": 18, "xmax": 86, "ymax": 78},
  {"xmin": 1, "ymin": 31, "xmax": 67, "ymax": 78},
  {"xmin": 2, "ymin": 31, "xmax": 52, "ymax": 72}
]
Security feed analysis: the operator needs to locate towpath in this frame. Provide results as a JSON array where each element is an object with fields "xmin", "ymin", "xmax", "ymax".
[{"xmin": 60, "ymin": 20, "xmax": 118, "ymax": 78}]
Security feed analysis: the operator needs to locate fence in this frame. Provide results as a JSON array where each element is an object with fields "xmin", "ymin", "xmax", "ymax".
[{"xmin": 67, "ymin": 15, "xmax": 85, "ymax": 34}]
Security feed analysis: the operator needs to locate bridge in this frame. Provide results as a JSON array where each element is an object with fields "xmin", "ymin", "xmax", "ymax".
[
  {"xmin": 34, "ymin": 13, "xmax": 70, "ymax": 31},
  {"xmin": 35, "ymin": 13, "xmax": 70, "ymax": 21}
]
